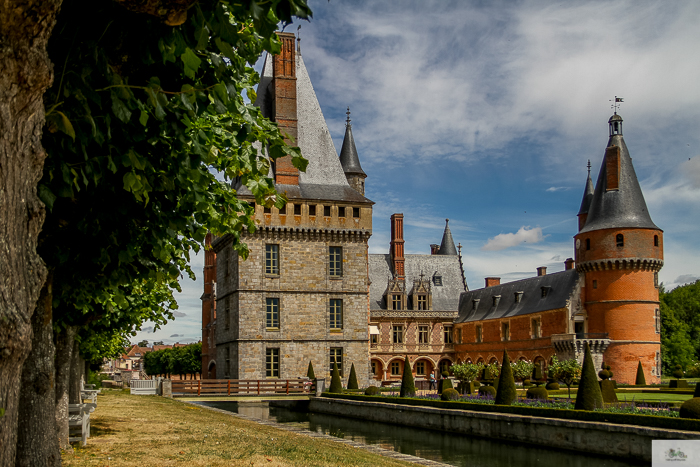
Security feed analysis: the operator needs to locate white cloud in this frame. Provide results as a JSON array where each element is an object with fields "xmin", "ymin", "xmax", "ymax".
[
  {"xmin": 546, "ymin": 187, "xmax": 568, "ymax": 192},
  {"xmin": 171, "ymin": 311, "xmax": 187, "ymax": 318},
  {"xmin": 482, "ymin": 226, "xmax": 544, "ymax": 251}
]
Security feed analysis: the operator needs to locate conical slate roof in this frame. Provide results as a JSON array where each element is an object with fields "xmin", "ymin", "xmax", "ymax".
[
  {"xmin": 579, "ymin": 115, "xmax": 659, "ymax": 233},
  {"xmin": 339, "ymin": 110, "xmax": 366, "ymax": 176},
  {"xmin": 577, "ymin": 164, "xmax": 595, "ymax": 216},
  {"xmin": 437, "ymin": 219, "xmax": 458, "ymax": 255}
]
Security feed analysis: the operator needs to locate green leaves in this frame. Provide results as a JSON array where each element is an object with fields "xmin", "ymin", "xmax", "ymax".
[{"xmin": 181, "ymin": 47, "xmax": 201, "ymax": 79}]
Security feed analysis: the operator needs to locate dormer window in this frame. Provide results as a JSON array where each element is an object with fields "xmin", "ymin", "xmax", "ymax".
[
  {"xmin": 433, "ymin": 274, "xmax": 442, "ymax": 286},
  {"xmin": 616, "ymin": 234, "xmax": 624, "ymax": 247},
  {"xmin": 541, "ymin": 286, "xmax": 551, "ymax": 298},
  {"xmin": 472, "ymin": 298, "xmax": 480, "ymax": 310},
  {"xmin": 416, "ymin": 295, "xmax": 428, "ymax": 310},
  {"xmin": 392, "ymin": 294, "xmax": 403, "ymax": 310},
  {"xmin": 514, "ymin": 291, "xmax": 524, "ymax": 303},
  {"xmin": 492, "ymin": 295, "xmax": 501, "ymax": 307}
]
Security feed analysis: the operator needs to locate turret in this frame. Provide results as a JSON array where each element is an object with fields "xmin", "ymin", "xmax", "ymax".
[
  {"xmin": 437, "ymin": 219, "xmax": 458, "ymax": 255},
  {"xmin": 573, "ymin": 112, "xmax": 663, "ymax": 384},
  {"xmin": 339, "ymin": 108, "xmax": 367, "ymax": 195}
]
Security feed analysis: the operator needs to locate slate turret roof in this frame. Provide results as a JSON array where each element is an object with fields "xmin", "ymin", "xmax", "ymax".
[
  {"xmin": 578, "ymin": 161, "xmax": 595, "ymax": 216},
  {"xmin": 455, "ymin": 269, "xmax": 580, "ymax": 323},
  {"xmin": 339, "ymin": 109, "xmax": 366, "ymax": 177},
  {"xmin": 580, "ymin": 114, "xmax": 659, "ymax": 233},
  {"xmin": 437, "ymin": 219, "xmax": 458, "ymax": 255}
]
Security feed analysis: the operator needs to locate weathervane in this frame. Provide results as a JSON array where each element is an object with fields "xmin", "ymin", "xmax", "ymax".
[
  {"xmin": 610, "ymin": 96, "xmax": 624, "ymax": 114},
  {"xmin": 296, "ymin": 25, "xmax": 301, "ymax": 53},
  {"xmin": 587, "ymin": 159, "xmax": 591, "ymax": 177}
]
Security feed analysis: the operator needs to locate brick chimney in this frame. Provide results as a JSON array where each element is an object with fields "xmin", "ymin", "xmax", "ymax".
[
  {"xmin": 565, "ymin": 258, "xmax": 575, "ymax": 270},
  {"xmin": 430, "ymin": 244, "xmax": 439, "ymax": 255},
  {"xmin": 390, "ymin": 214, "xmax": 405, "ymax": 279},
  {"xmin": 272, "ymin": 32, "xmax": 299, "ymax": 185},
  {"xmin": 485, "ymin": 277, "xmax": 500, "ymax": 288},
  {"xmin": 537, "ymin": 266, "xmax": 547, "ymax": 276}
]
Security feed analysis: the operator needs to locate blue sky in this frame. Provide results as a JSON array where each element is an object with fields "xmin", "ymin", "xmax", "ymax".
[{"xmin": 133, "ymin": 0, "xmax": 700, "ymax": 345}]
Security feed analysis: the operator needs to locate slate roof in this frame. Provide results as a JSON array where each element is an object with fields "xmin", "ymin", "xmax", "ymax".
[
  {"xmin": 578, "ymin": 171, "xmax": 595, "ymax": 216},
  {"xmin": 245, "ymin": 52, "xmax": 372, "ymax": 205},
  {"xmin": 369, "ymin": 254, "xmax": 466, "ymax": 311},
  {"xmin": 437, "ymin": 219, "xmax": 458, "ymax": 255},
  {"xmin": 455, "ymin": 269, "xmax": 579, "ymax": 323},
  {"xmin": 579, "ymin": 116, "xmax": 659, "ymax": 233},
  {"xmin": 339, "ymin": 118, "xmax": 366, "ymax": 176}
]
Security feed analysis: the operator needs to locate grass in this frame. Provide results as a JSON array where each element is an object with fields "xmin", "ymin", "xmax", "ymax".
[{"xmin": 62, "ymin": 390, "xmax": 416, "ymax": 467}]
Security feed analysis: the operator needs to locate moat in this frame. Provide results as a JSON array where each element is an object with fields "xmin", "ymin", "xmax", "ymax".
[{"xmin": 195, "ymin": 401, "xmax": 644, "ymax": 467}]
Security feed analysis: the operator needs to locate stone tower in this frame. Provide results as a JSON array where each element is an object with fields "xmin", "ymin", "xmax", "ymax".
[
  {"xmin": 574, "ymin": 113, "xmax": 663, "ymax": 384},
  {"xmin": 339, "ymin": 108, "xmax": 367, "ymax": 195},
  {"xmin": 211, "ymin": 32, "xmax": 373, "ymax": 385}
]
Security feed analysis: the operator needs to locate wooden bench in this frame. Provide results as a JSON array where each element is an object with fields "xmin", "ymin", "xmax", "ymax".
[{"xmin": 68, "ymin": 404, "xmax": 93, "ymax": 446}]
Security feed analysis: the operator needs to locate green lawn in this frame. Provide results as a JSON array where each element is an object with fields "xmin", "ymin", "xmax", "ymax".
[{"xmin": 548, "ymin": 392, "xmax": 692, "ymax": 403}]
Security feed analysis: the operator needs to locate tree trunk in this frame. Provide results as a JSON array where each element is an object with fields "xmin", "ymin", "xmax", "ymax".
[
  {"xmin": 0, "ymin": 2, "xmax": 62, "ymax": 464},
  {"xmin": 16, "ymin": 274, "xmax": 60, "ymax": 466},
  {"xmin": 69, "ymin": 341, "xmax": 83, "ymax": 404},
  {"xmin": 54, "ymin": 324, "xmax": 76, "ymax": 450}
]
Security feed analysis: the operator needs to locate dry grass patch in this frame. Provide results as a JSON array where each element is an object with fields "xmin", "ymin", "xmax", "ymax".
[{"xmin": 62, "ymin": 390, "xmax": 416, "ymax": 467}]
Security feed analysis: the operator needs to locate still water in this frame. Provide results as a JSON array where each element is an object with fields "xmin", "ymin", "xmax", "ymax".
[{"xmin": 196, "ymin": 401, "xmax": 644, "ymax": 467}]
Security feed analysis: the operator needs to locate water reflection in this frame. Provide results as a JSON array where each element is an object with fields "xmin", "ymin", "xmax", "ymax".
[{"xmin": 198, "ymin": 401, "xmax": 643, "ymax": 467}]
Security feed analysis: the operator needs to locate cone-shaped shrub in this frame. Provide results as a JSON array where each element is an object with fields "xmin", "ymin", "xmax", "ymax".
[
  {"xmin": 307, "ymin": 361, "xmax": 316, "ymax": 380},
  {"xmin": 635, "ymin": 361, "xmax": 646, "ymax": 386},
  {"xmin": 574, "ymin": 342, "xmax": 604, "ymax": 410},
  {"xmin": 400, "ymin": 355, "xmax": 416, "ymax": 397},
  {"xmin": 495, "ymin": 350, "xmax": 517, "ymax": 405},
  {"xmin": 329, "ymin": 361, "xmax": 343, "ymax": 393},
  {"xmin": 347, "ymin": 363, "xmax": 359, "ymax": 390}
]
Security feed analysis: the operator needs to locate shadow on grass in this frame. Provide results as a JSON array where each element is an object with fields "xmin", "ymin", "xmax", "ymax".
[{"xmin": 90, "ymin": 422, "xmax": 118, "ymax": 436}]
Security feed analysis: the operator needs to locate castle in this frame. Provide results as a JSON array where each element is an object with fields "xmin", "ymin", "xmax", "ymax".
[{"xmin": 202, "ymin": 35, "xmax": 662, "ymax": 385}]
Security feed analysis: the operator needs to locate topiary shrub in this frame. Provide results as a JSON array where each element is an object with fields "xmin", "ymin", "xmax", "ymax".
[
  {"xmin": 347, "ymin": 363, "xmax": 359, "ymax": 390},
  {"xmin": 478, "ymin": 385, "xmax": 496, "ymax": 397},
  {"xmin": 606, "ymin": 365, "xmax": 613, "ymax": 379},
  {"xmin": 575, "ymin": 342, "xmax": 604, "ymax": 410},
  {"xmin": 522, "ymin": 379, "xmax": 532, "ymax": 387},
  {"xmin": 526, "ymin": 386, "xmax": 548, "ymax": 400},
  {"xmin": 307, "ymin": 360, "xmax": 316, "ymax": 380},
  {"xmin": 680, "ymin": 398, "xmax": 700, "ymax": 419},
  {"xmin": 545, "ymin": 381, "xmax": 560, "ymax": 390},
  {"xmin": 673, "ymin": 365, "xmax": 685, "ymax": 379},
  {"xmin": 495, "ymin": 350, "xmax": 517, "ymax": 406},
  {"xmin": 442, "ymin": 371, "xmax": 449, "ymax": 378},
  {"xmin": 635, "ymin": 361, "xmax": 646, "ymax": 386},
  {"xmin": 364, "ymin": 386, "xmax": 380, "ymax": 396},
  {"xmin": 600, "ymin": 380, "xmax": 618, "ymax": 403},
  {"xmin": 441, "ymin": 388, "xmax": 460, "ymax": 401},
  {"xmin": 598, "ymin": 369, "xmax": 611, "ymax": 380},
  {"xmin": 329, "ymin": 362, "xmax": 343, "ymax": 393},
  {"xmin": 400, "ymin": 355, "xmax": 416, "ymax": 397},
  {"xmin": 440, "ymin": 377, "xmax": 453, "ymax": 392}
]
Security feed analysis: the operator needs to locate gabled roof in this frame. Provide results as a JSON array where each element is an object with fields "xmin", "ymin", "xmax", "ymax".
[
  {"xmin": 369, "ymin": 254, "xmax": 465, "ymax": 311},
  {"xmin": 437, "ymin": 219, "xmax": 458, "ymax": 255},
  {"xmin": 580, "ymin": 116, "xmax": 659, "ymax": 233},
  {"xmin": 250, "ymin": 52, "xmax": 372, "ymax": 204},
  {"xmin": 455, "ymin": 269, "xmax": 579, "ymax": 323}
]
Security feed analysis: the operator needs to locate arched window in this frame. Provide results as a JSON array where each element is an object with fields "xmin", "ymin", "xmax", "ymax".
[
  {"xmin": 616, "ymin": 234, "xmax": 624, "ymax": 247},
  {"xmin": 585, "ymin": 238, "xmax": 590, "ymax": 250},
  {"xmin": 654, "ymin": 235, "xmax": 659, "ymax": 247}
]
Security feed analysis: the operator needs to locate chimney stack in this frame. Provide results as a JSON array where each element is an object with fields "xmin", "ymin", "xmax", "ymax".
[
  {"xmin": 390, "ymin": 214, "xmax": 405, "ymax": 279},
  {"xmin": 485, "ymin": 277, "xmax": 501, "ymax": 288},
  {"xmin": 565, "ymin": 258, "xmax": 575, "ymax": 270},
  {"xmin": 430, "ymin": 244, "xmax": 439, "ymax": 255},
  {"xmin": 537, "ymin": 266, "xmax": 547, "ymax": 276},
  {"xmin": 272, "ymin": 32, "xmax": 299, "ymax": 185}
]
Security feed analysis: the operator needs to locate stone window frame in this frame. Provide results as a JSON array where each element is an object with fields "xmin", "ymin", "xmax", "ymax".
[
  {"xmin": 654, "ymin": 308, "xmax": 660, "ymax": 334},
  {"xmin": 338, "ymin": 206, "xmax": 346, "ymax": 218},
  {"xmin": 443, "ymin": 325, "xmax": 453, "ymax": 344},
  {"xmin": 501, "ymin": 321, "xmax": 510, "ymax": 342},
  {"xmin": 329, "ymin": 246, "xmax": 343, "ymax": 278},
  {"xmin": 391, "ymin": 293, "xmax": 403, "ymax": 310},
  {"xmin": 309, "ymin": 204, "xmax": 317, "ymax": 217},
  {"xmin": 390, "ymin": 360, "xmax": 401, "ymax": 376},
  {"xmin": 292, "ymin": 203, "xmax": 302, "ymax": 215},
  {"xmin": 265, "ymin": 244, "xmax": 280, "ymax": 276},
  {"xmin": 531, "ymin": 317, "xmax": 541, "ymax": 339},
  {"xmin": 265, "ymin": 296, "xmax": 280, "ymax": 330},
  {"xmin": 329, "ymin": 298, "xmax": 343, "ymax": 331},
  {"xmin": 323, "ymin": 205, "xmax": 331, "ymax": 217},
  {"xmin": 415, "ymin": 294, "xmax": 428, "ymax": 310},
  {"xmin": 352, "ymin": 207, "xmax": 360, "ymax": 218},
  {"xmin": 392, "ymin": 324, "xmax": 404, "ymax": 344},
  {"xmin": 330, "ymin": 347, "xmax": 343, "ymax": 376},
  {"xmin": 476, "ymin": 325, "xmax": 483, "ymax": 343},
  {"xmin": 457, "ymin": 327, "xmax": 463, "ymax": 344},
  {"xmin": 224, "ymin": 297, "xmax": 230, "ymax": 331},
  {"xmin": 371, "ymin": 361, "xmax": 377, "ymax": 376},
  {"xmin": 418, "ymin": 325, "xmax": 430, "ymax": 344},
  {"xmin": 415, "ymin": 360, "xmax": 426, "ymax": 376},
  {"xmin": 265, "ymin": 348, "xmax": 280, "ymax": 378},
  {"xmin": 616, "ymin": 233, "xmax": 624, "ymax": 247},
  {"xmin": 224, "ymin": 346, "xmax": 231, "ymax": 378}
]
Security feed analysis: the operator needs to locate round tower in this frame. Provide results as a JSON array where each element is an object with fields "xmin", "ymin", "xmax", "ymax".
[
  {"xmin": 574, "ymin": 113, "xmax": 663, "ymax": 384},
  {"xmin": 339, "ymin": 108, "xmax": 367, "ymax": 195}
]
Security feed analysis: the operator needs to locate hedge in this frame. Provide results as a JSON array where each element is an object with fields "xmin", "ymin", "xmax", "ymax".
[{"xmin": 320, "ymin": 393, "xmax": 700, "ymax": 432}]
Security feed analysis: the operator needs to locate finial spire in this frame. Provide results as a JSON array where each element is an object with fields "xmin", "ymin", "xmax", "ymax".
[
  {"xmin": 346, "ymin": 107, "xmax": 351, "ymax": 127},
  {"xmin": 587, "ymin": 159, "xmax": 591, "ymax": 177},
  {"xmin": 296, "ymin": 25, "xmax": 301, "ymax": 53},
  {"xmin": 610, "ymin": 96, "xmax": 624, "ymax": 114}
]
